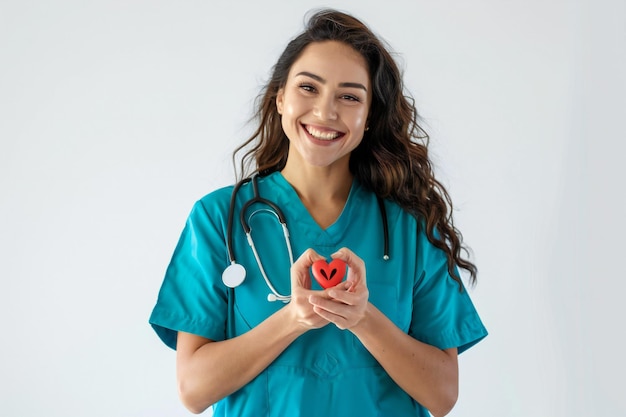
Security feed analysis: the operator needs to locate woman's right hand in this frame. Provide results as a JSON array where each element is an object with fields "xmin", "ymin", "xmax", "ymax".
[{"xmin": 287, "ymin": 248, "xmax": 331, "ymax": 330}]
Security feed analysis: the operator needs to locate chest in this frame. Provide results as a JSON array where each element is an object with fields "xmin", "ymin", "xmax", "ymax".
[{"xmin": 228, "ymin": 202, "xmax": 416, "ymax": 336}]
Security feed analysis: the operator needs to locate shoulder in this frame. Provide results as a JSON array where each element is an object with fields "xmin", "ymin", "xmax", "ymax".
[
  {"xmin": 175, "ymin": 184, "xmax": 236, "ymax": 235},
  {"xmin": 194, "ymin": 184, "xmax": 234, "ymax": 214},
  {"xmin": 198, "ymin": 183, "xmax": 234, "ymax": 204}
]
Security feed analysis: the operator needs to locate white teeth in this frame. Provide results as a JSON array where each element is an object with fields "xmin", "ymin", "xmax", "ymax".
[{"xmin": 305, "ymin": 126, "xmax": 340, "ymax": 140}]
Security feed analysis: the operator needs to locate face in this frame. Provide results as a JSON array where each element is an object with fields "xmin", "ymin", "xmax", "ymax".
[{"xmin": 276, "ymin": 41, "xmax": 371, "ymax": 170}]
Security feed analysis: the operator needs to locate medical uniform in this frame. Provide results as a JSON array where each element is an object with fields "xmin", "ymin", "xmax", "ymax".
[{"xmin": 150, "ymin": 172, "xmax": 487, "ymax": 417}]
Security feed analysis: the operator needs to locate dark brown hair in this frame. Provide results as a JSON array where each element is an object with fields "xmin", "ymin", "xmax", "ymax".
[{"xmin": 234, "ymin": 9, "xmax": 477, "ymax": 288}]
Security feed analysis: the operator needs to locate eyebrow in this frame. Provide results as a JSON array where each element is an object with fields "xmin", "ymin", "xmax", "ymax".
[{"xmin": 295, "ymin": 71, "xmax": 368, "ymax": 92}]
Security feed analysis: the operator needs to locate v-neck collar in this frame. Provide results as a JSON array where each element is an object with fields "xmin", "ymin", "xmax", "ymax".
[{"xmin": 266, "ymin": 172, "xmax": 362, "ymax": 242}]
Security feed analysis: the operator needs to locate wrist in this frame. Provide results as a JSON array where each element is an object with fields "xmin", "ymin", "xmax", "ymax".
[
  {"xmin": 279, "ymin": 302, "xmax": 313, "ymax": 337},
  {"xmin": 349, "ymin": 302, "xmax": 376, "ymax": 336}
]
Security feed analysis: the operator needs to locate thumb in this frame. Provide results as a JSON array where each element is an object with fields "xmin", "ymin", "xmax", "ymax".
[{"xmin": 291, "ymin": 248, "xmax": 324, "ymax": 288}]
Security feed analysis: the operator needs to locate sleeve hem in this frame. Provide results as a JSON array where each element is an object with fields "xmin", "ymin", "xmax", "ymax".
[
  {"xmin": 149, "ymin": 308, "xmax": 226, "ymax": 350},
  {"xmin": 411, "ymin": 319, "xmax": 488, "ymax": 355}
]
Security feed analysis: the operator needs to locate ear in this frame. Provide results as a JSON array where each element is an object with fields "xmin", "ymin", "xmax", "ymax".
[{"xmin": 276, "ymin": 88, "xmax": 284, "ymax": 115}]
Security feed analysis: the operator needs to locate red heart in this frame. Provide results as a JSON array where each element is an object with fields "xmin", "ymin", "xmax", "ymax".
[{"xmin": 311, "ymin": 259, "xmax": 347, "ymax": 289}]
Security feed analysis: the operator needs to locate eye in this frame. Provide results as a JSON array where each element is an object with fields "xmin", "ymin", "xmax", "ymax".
[
  {"xmin": 298, "ymin": 83, "xmax": 317, "ymax": 93},
  {"xmin": 340, "ymin": 94, "xmax": 360, "ymax": 102}
]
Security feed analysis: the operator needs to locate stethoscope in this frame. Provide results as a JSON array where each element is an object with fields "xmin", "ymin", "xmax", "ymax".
[{"xmin": 221, "ymin": 173, "xmax": 390, "ymax": 302}]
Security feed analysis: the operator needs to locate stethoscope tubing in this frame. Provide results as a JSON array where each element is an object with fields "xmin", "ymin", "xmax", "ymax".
[
  {"xmin": 226, "ymin": 176, "xmax": 251, "ymax": 267},
  {"xmin": 244, "ymin": 209, "xmax": 293, "ymax": 302}
]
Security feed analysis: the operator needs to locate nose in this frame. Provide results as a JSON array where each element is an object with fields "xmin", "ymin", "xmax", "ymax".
[{"xmin": 313, "ymin": 94, "xmax": 337, "ymax": 121}]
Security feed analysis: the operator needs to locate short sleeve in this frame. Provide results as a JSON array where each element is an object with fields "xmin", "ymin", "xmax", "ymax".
[
  {"xmin": 408, "ymin": 230, "xmax": 487, "ymax": 354},
  {"xmin": 149, "ymin": 194, "xmax": 231, "ymax": 350}
]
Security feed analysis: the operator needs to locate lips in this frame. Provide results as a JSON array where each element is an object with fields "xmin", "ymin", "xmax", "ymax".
[{"xmin": 303, "ymin": 124, "xmax": 344, "ymax": 141}]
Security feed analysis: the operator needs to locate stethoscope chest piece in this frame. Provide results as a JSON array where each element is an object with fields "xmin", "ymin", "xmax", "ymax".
[{"xmin": 222, "ymin": 263, "xmax": 246, "ymax": 288}]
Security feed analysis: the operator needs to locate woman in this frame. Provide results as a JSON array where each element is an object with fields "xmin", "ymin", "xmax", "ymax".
[{"xmin": 150, "ymin": 9, "xmax": 487, "ymax": 417}]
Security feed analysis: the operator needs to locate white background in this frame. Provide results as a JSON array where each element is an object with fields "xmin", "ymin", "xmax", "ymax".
[{"xmin": 1, "ymin": 1, "xmax": 624, "ymax": 416}]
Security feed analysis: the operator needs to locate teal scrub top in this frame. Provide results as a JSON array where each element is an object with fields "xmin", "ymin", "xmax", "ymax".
[{"xmin": 150, "ymin": 172, "xmax": 487, "ymax": 417}]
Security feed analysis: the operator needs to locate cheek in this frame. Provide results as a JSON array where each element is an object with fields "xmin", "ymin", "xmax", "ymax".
[
  {"xmin": 281, "ymin": 102, "xmax": 298, "ymax": 129},
  {"xmin": 351, "ymin": 110, "xmax": 368, "ymax": 130},
  {"xmin": 282, "ymin": 97, "xmax": 306, "ymax": 120},
  {"xmin": 282, "ymin": 102, "xmax": 295, "ymax": 118}
]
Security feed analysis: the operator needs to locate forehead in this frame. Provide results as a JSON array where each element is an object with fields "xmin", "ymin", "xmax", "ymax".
[{"xmin": 288, "ymin": 41, "xmax": 370, "ymax": 85}]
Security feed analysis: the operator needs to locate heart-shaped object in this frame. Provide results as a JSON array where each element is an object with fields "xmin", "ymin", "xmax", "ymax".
[{"xmin": 311, "ymin": 259, "xmax": 347, "ymax": 289}]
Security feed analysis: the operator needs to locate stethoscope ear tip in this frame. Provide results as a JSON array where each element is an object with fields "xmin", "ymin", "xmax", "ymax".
[{"xmin": 267, "ymin": 293, "xmax": 290, "ymax": 303}]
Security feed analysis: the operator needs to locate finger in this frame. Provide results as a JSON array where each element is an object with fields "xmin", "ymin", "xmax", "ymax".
[
  {"xmin": 326, "ymin": 287, "xmax": 361, "ymax": 306},
  {"xmin": 291, "ymin": 248, "xmax": 325, "ymax": 288},
  {"xmin": 338, "ymin": 280, "xmax": 357, "ymax": 293},
  {"xmin": 312, "ymin": 305, "xmax": 350, "ymax": 330},
  {"xmin": 331, "ymin": 247, "xmax": 366, "ymax": 285},
  {"xmin": 309, "ymin": 295, "xmax": 350, "ymax": 317},
  {"xmin": 328, "ymin": 281, "xmax": 355, "ymax": 293},
  {"xmin": 309, "ymin": 296, "xmax": 355, "ymax": 330}
]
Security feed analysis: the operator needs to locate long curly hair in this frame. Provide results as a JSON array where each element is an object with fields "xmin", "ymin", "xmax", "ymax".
[{"xmin": 233, "ymin": 9, "xmax": 477, "ymax": 288}]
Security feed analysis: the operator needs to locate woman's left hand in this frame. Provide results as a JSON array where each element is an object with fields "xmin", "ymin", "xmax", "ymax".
[{"xmin": 308, "ymin": 247, "xmax": 369, "ymax": 330}]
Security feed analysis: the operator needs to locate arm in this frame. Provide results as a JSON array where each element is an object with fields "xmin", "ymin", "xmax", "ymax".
[
  {"xmin": 176, "ymin": 249, "xmax": 330, "ymax": 414},
  {"xmin": 351, "ymin": 305, "xmax": 458, "ymax": 417},
  {"xmin": 176, "ymin": 309, "xmax": 300, "ymax": 414},
  {"xmin": 309, "ymin": 248, "xmax": 458, "ymax": 417}
]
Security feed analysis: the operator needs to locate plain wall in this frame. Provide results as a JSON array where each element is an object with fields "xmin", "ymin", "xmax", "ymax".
[{"xmin": 1, "ymin": 0, "xmax": 624, "ymax": 416}]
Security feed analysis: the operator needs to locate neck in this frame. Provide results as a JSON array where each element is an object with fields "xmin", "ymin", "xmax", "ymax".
[
  {"xmin": 280, "ymin": 159, "xmax": 354, "ymax": 229},
  {"xmin": 282, "ymin": 163, "xmax": 353, "ymax": 201}
]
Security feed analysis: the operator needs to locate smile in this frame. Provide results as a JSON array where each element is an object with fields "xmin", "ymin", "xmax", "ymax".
[{"xmin": 303, "ymin": 124, "xmax": 344, "ymax": 141}]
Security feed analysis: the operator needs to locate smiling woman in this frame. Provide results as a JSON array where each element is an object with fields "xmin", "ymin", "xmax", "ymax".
[
  {"xmin": 277, "ymin": 41, "xmax": 371, "ymax": 173},
  {"xmin": 149, "ymin": 8, "xmax": 487, "ymax": 417}
]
